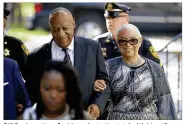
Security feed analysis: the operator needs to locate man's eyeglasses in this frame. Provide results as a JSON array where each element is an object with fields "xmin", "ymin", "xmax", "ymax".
[{"xmin": 117, "ymin": 38, "xmax": 141, "ymax": 46}]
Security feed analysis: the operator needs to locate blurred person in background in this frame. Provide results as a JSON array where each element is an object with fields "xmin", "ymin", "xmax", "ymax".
[
  {"xmin": 25, "ymin": 7, "xmax": 110, "ymax": 119},
  {"xmin": 4, "ymin": 8, "xmax": 29, "ymax": 78},
  {"xmin": 94, "ymin": 3, "xmax": 162, "ymax": 66},
  {"xmin": 20, "ymin": 61, "xmax": 93, "ymax": 120},
  {"xmin": 4, "ymin": 58, "xmax": 31, "ymax": 120},
  {"xmin": 95, "ymin": 24, "xmax": 177, "ymax": 120}
]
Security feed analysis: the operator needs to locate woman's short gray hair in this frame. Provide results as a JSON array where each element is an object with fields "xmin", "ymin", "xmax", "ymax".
[{"xmin": 117, "ymin": 24, "xmax": 142, "ymax": 38}]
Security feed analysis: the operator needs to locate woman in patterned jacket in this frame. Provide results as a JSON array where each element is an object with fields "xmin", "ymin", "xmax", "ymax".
[{"xmin": 94, "ymin": 24, "xmax": 177, "ymax": 120}]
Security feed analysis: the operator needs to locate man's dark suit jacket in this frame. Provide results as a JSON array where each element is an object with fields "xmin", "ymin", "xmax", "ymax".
[
  {"xmin": 4, "ymin": 58, "xmax": 31, "ymax": 120},
  {"xmin": 25, "ymin": 36, "xmax": 111, "ymax": 113}
]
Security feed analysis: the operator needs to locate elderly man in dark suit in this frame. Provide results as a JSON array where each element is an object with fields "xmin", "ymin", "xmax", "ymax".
[
  {"xmin": 25, "ymin": 7, "xmax": 110, "ymax": 119},
  {"xmin": 4, "ymin": 58, "xmax": 31, "ymax": 120}
]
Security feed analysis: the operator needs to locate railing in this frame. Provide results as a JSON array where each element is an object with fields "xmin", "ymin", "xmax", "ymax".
[
  {"xmin": 158, "ymin": 33, "xmax": 182, "ymax": 78},
  {"xmin": 158, "ymin": 33, "xmax": 182, "ymax": 52},
  {"xmin": 158, "ymin": 33, "xmax": 182, "ymax": 119}
]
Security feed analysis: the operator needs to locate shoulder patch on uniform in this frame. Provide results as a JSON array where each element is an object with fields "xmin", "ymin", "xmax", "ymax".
[
  {"xmin": 159, "ymin": 62, "xmax": 163, "ymax": 67},
  {"xmin": 149, "ymin": 46, "xmax": 159, "ymax": 59},
  {"xmin": 21, "ymin": 44, "xmax": 29, "ymax": 55}
]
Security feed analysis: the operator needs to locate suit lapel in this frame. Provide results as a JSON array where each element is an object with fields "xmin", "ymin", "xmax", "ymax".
[
  {"xmin": 74, "ymin": 36, "xmax": 87, "ymax": 79},
  {"xmin": 41, "ymin": 39, "xmax": 53, "ymax": 63}
]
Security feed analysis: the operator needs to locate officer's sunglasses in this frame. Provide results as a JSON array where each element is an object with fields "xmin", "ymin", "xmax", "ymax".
[
  {"xmin": 117, "ymin": 38, "xmax": 141, "ymax": 46},
  {"xmin": 104, "ymin": 11, "xmax": 128, "ymax": 19},
  {"xmin": 105, "ymin": 15, "xmax": 127, "ymax": 19}
]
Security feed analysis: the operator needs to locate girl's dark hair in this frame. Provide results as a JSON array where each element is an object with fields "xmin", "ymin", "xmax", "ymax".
[{"xmin": 36, "ymin": 60, "xmax": 84, "ymax": 119}]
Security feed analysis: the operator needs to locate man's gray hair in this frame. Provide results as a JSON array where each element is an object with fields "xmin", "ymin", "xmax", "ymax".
[
  {"xmin": 117, "ymin": 24, "xmax": 142, "ymax": 38},
  {"xmin": 49, "ymin": 7, "xmax": 72, "ymax": 20}
]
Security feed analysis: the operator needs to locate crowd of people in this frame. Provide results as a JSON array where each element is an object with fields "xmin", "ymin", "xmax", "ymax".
[{"xmin": 4, "ymin": 3, "xmax": 177, "ymax": 120}]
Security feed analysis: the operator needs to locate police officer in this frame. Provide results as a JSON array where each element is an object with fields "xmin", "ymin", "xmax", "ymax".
[
  {"xmin": 4, "ymin": 8, "xmax": 29, "ymax": 77},
  {"xmin": 94, "ymin": 3, "xmax": 162, "ymax": 66}
]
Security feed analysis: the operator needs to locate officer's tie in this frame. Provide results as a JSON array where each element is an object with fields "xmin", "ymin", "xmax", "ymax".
[{"xmin": 62, "ymin": 48, "xmax": 72, "ymax": 65}]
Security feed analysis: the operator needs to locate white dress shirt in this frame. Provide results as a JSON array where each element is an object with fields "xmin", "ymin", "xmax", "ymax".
[{"xmin": 51, "ymin": 37, "xmax": 74, "ymax": 65}]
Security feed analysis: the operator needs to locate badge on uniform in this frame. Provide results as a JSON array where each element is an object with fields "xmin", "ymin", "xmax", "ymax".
[
  {"xmin": 21, "ymin": 44, "xmax": 29, "ymax": 55},
  {"xmin": 101, "ymin": 47, "xmax": 107, "ymax": 58},
  {"xmin": 4, "ymin": 48, "xmax": 10, "ymax": 56},
  {"xmin": 107, "ymin": 3, "xmax": 113, "ymax": 11},
  {"xmin": 105, "ymin": 39, "xmax": 110, "ymax": 43},
  {"xmin": 149, "ymin": 46, "xmax": 159, "ymax": 59}
]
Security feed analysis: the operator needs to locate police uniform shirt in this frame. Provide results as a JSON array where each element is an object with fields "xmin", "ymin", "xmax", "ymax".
[
  {"xmin": 51, "ymin": 37, "xmax": 74, "ymax": 65},
  {"xmin": 4, "ymin": 35, "xmax": 29, "ymax": 77},
  {"xmin": 94, "ymin": 32, "xmax": 121, "ymax": 60}
]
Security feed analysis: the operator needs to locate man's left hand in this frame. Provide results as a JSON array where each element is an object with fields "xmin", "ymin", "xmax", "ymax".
[
  {"xmin": 87, "ymin": 104, "xmax": 100, "ymax": 119},
  {"xmin": 16, "ymin": 104, "xmax": 23, "ymax": 112}
]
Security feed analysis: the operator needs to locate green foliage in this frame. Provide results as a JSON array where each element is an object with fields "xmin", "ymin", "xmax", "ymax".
[
  {"xmin": 6, "ymin": 3, "xmax": 49, "ymax": 42},
  {"xmin": 20, "ymin": 3, "xmax": 35, "ymax": 17},
  {"xmin": 7, "ymin": 26, "xmax": 49, "ymax": 42}
]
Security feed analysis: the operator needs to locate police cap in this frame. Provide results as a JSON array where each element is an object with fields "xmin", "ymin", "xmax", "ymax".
[
  {"xmin": 4, "ymin": 8, "xmax": 11, "ymax": 19},
  {"xmin": 104, "ymin": 3, "xmax": 131, "ymax": 18}
]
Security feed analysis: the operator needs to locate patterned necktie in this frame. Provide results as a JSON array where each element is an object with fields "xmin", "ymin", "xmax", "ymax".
[{"xmin": 62, "ymin": 48, "xmax": 72, "ymax": 65}]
